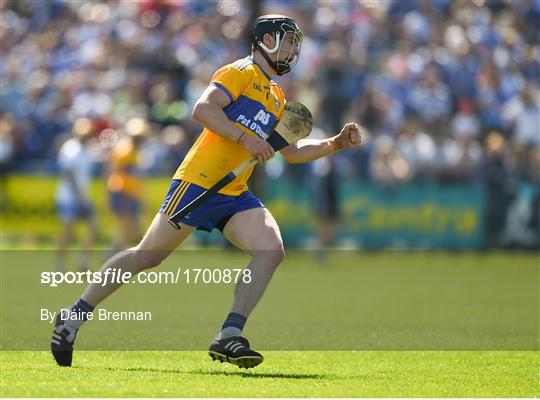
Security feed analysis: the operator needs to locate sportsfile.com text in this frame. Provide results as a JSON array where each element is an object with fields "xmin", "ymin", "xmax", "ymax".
[{"xmin": 40, "ymin": 268, "xmax": 252, "ymax": 287}]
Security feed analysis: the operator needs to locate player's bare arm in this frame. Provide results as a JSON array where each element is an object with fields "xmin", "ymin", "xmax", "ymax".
[
  {"xmin": 280, "ymin": 122, "xmax": 366, "ymax": 163},
  {"xmin": 192, "ymin": 86, "xmax": 275, "ymax": 164}
]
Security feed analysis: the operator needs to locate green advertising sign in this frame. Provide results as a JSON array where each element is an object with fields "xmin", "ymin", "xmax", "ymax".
[{"xmin": 265, "ymin": 179, "xmax": 485, "ymax": 249}]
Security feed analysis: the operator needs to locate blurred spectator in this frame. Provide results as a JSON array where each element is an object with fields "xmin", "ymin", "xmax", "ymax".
[
  {"xmin": 0, "ymin": 116, "xmax": 15, "ymax": 207},
  {"xmin": 369, "ymin": 136, "xmax": 412, "ymax": 186},
  {"xmin": 395, "ymin": 117, "xmax": 437, "ymax": 182},
  {"xmin": 55, "ymin": 118, "xmax": 98, "ymax": 272},
  {"xmin": 355, "ymin": 84, "xmax": 404, "ymax": 137},
  {"xmin": 106, "ymin": 118, "xmax": 147, "ymax": 250},
  {"xmin": 317, "ymin": 40, "xmax": 360, "ymax": 132},
  {"xmin": 512, "ymin": 88, "xmax": 540, "ymax": 146},
  {"xmin": 482, "ymin": 131, "xmax": 513, "ymax": 246},
  {"xmin": 160, "ymin": 125, "xmax": 190, "ymax": 173},
  {"xmin": 1, "ymin": 0, "xmax": 538, "ymax": 189},
  {"xmin": 310, "ymin": 127, "xmax": 340, "ymax": 253},
  {"xmin": 408, "ymin": 64, "xmax": 451, "ymax": 134},
  {"xmin": 497, "ymin": 148, "xmax": 540, "ymax": 248},
  {"xmin": 437, "ymin": 135, "xmax": 483, "ymax": 183},
  {"xmin": 451, "ymin": 98, "xmax": 481, "ymax": 140}
]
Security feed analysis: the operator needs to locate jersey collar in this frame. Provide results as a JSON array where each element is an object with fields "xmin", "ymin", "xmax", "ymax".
[{"xmin": 250, "ymin": 56, "xmax": 273, "ymax": 81}]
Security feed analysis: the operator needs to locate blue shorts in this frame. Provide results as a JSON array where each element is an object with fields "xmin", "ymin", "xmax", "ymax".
[
  {"xmin": 109, "ymin": 192, "xmax": 141, "ymax": 216},
  {"xmin": 56, "ymin": 201, "xmax": 94, "ymax": 222},
  {"xmin": 159, "ymin": 179, "xmax": 265, "ymax": 232}
]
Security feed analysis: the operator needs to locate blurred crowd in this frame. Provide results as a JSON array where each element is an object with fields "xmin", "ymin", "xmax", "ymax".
[{"xmin": 1, "ymin": 0, "xmax": 539, "ymax": 188}]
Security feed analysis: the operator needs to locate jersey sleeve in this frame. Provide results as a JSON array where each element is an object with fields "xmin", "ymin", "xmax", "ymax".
[{"xmin": 210, "ymin": 65, "xmax": 248, "ymax": 103}]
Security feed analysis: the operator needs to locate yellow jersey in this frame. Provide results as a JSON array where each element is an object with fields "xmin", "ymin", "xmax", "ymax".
[
  {"xmin": 107, "ymin": 137, "xmax": 142, "ymax": 198},
  {"xmin": 174, "ymin": 57, "xmax": 286, "ymax": 196}
]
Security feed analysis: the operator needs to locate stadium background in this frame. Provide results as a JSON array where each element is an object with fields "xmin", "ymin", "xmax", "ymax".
[{"xmin": 1, "ymin": 0, "xmax": 539, "ymax": 250}]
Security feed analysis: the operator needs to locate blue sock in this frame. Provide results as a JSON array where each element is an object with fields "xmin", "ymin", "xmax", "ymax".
[
  {"xmin": 65, "ymin": 298, "xmax": 95, "ymax": 328},
  {"xmin": 218, "ymin": 312, "xmax": 247, "ymax": 339}
]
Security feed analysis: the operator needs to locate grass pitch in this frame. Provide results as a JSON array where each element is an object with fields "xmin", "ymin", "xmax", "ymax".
[
  {"xmin": 1, "ymin": 350, "xmax": 538, "ymax": 397},
  {"xmin": 1, "ymin": 251, "xmax": 538, "ymax": 397}
]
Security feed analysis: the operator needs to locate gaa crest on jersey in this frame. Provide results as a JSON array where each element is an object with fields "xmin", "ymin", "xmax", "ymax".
[{"xmin": 274, "ymin": 100, "xmax": 279, "ymax": 112}]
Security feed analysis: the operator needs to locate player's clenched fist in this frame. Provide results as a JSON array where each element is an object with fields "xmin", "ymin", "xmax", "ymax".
[
  {"xmin": 333, "ymin": 123, "xmax": 366, "ymax": 151},
  {"xmin": 238, "ymin": 132, "xmax": 275, "ymax": 163}
]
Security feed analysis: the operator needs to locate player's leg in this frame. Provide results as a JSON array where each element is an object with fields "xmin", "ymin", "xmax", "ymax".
[
  {"xmin": 52, "ymin": 179, "xmax": 198, "ymax": 366},
  {"xmin": 222, "ymin": 207, "xmax": 285, "ymax": 318},
  {"xmin": 51, "ymin": 213, "xmax": 195, "ymax": 367},
  {"xmin": 81, "ymin": 212, "xmax": 194, "ymax": 306},
  {"xmin": 208, "ymin": 207, "xmax": 284, "ymax": 368}
]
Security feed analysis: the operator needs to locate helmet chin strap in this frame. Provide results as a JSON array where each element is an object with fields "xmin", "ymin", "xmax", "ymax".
[
  {"xmin": 257, "ymin": 46, "xmax": 280, "ymax": 74},
  {"xmin": 255, "ymin": 32, "xmax": 292, "ymax": 76}
]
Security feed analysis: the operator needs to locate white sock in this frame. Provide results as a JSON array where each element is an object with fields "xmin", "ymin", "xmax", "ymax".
[
  {"xmin": 62, "ymin": 298, "xmax": 94, "ymax": 329},
  {"xmin": 217, "ymin": 327, "xmax": 242, "ymax": 340}
]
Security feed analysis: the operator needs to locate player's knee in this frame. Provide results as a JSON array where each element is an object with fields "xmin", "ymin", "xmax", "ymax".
[
  {"xmin": 131, "ymin": 248, "xmax": 166, "ymax": 272},
  {"xmin": 271, "ymin": 238, "xmax": 285, "ymax": 263},
  {"xmin": 251, "ymin": 236, "xmax": 285, "ymax": 266},
  {"xmin": 269, "ymin": 245, "xmax": 285, "ymax": 266}
]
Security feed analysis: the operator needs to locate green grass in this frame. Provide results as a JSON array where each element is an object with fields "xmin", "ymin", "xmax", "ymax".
[
  {"xmin": 2, "ymin": 251, "xmax": 538, "ymax": 351},
  {"xmin": 1, "ymin": 249, "xmax": 538, "ymax": 396},
  {"xmin": 1, "ymin": 351, "xmax": 538, "ymax": 397}
]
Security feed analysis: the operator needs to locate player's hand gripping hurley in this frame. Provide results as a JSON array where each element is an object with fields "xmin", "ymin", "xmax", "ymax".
[{"xmin": 169, "ymin": 102, "xmax": 313, "ymax": 229}]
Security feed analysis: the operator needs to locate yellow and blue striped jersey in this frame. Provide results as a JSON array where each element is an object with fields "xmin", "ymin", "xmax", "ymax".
[{"xmin": 174, "ymin": 57, "xmax": 286, "ymax": 196}]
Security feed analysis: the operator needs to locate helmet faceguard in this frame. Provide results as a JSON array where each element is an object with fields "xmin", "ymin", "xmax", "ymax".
[{"xmin": 249, "ymin": 15, "xmax": 303, "ymax": 76}]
